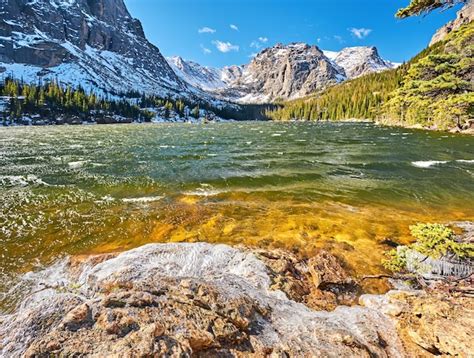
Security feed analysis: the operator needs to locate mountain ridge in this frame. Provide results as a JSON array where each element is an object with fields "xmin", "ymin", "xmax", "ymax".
[
  {"xmin": 0, "ymin": 0, "xmax": 194, "ymax": 98},
  {"xmin": 168, "ymin": 43, "xmax": 397, "ymax": 104}
]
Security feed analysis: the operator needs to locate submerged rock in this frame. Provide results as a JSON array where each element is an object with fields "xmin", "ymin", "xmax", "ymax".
[{"xmin": 0, "ymin": 243, "xmax": 405, "ymax": 357}]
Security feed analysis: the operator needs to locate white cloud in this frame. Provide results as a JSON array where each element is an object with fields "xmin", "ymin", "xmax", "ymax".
[
  {"xmin": 349, "ymin": 27, "xmax": 372, "ymax": 39},
  {"xmin": 250, "ymin": 36, "xmax": 269, "ymax": 49},
  {"xmin": 213, "ymin": 40, "xmax": 239, "ymax": 53},
  {"xmin": 230, "ymin": 24, "xmax": 239, "ymax": 31},
  {"xmin": 200, "ymin": 44, "xmax": 212, "ymax": 54},
  {"xmin": 317, "ymin": 37, "xmax": 322, "ymax": 43},
  {"xmin": 198, "ymin": 27, "xmax": 216, "ymax": 34},
  {"xmin": 333, "ymin": 35, "xmax": 344, "ymax": 43},
  {"xmin": 250, "ymin": 41, "xmax": 260, "ymax": 49}
]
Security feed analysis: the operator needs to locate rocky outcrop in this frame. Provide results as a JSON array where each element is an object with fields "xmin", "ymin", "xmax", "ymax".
[
  {"xmin": 430, "ymin": 1, "xmax": 474, "ymax": 46},
  {"xmin": 0, "ymin": 243, "xmax": 405, "ymax": 357},
  {"xmin": 0, "ymin": 0, "xmax": 190, "ymax": 97},
  {"xmin": 361, "ymin": 286, "xmax": 474, "ymax": 357},
  {"xmin": 252, "ymin": 248, "xmax": 361, "ymax": 311},
  {"xmin": 329, "ymin": 46, "xmax": 398, "ymax": 79},
  {"xmin": 215, "ymin": 43, "xmax": 345, "ymax": 103},
  {"xmin": 2, "ymin": 242, "xmax": 473, "ymax": 356},
  {"xmin": 171, "ymin": 44, "xmax": 397, "ymax": 104}
]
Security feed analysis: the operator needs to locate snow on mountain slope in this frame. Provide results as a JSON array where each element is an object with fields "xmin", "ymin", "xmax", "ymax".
[
  {"xmin": 0, "ymin": 1, "xmax": 397, "ymax": 106},
  {"xmin": 166, "ymin": 56, "xmax": 227, "ymax": 91},
  {"xmin": 171, "ymin": 44, "xmax": 397, "ymax": 104},
  {"xmin": 0, "ymin": 0, "xmax": 192, "ymax": 98},
  {"xmin": 330, "ymin": 46, "xmax": 397, "ymax": 79},
  {"xmin": 212, "ymin": 43, "xmax": 345, "ymax": 104},
  {"xmin": 322, "ymin": 50, "xmax": 339, "ymax": 61},
  {"xmin": 166, "ymin": 56, "xmax": 247, "ymax": 94}
]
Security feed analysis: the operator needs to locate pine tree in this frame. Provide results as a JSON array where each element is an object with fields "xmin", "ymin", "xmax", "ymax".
[
  {"xmin": 396, "ymin": 0, "xmax": 466, "ymax": 18},
  {"xmin": 192, "ymin": 105, "xmax": 200, "ymax": 119}
]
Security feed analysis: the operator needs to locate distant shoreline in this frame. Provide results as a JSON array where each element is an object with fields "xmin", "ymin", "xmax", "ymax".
[{"xmin": 1, "ymin": 118, "xmax": 474, "ymax": 136}]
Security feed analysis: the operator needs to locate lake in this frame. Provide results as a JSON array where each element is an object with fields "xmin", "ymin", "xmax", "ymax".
[{"xmin": 1, "ymin": 122, "xmax": 473, "ymax": 309}]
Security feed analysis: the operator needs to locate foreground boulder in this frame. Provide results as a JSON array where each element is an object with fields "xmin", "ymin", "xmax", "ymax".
[
  {"xmin": 0, "ymin": 243, "xmax": 404, "ymax": 357},
  {"xmin": 361, "ymin": 285, "xmax": 474, "ymax": 357}
]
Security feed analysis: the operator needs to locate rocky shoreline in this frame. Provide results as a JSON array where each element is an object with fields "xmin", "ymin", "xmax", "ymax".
[{"xmin": 0, "ymin": 243, "xmax": 472, "ymax": 357}]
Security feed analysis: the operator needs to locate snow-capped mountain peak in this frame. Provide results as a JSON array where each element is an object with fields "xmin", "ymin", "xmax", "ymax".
[
  {"xmin": 330, "ymin": 46, "xmax": 398, "ymax": 79},
  {"xmin": 0, "ymin": 0, "xmax": 191, "ymax": 97},
  {"xmin": 166, "ymin": 56, "xmax": 228, "ymax": 91},
  {"xmin": 168, "ymin": 43, "xmax": 397, "ymax": 104}
]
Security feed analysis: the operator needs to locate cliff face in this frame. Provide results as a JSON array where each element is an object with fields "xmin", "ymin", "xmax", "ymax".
[
  {"xmin": 331, "ymin": 46, "xmax": 397, "ymax": 79},
  {"xmin": 0, "ymin": 0, "xmax": 188, "ymax": 96},
  {"xmin": 430, "ymin": 1, "xmax": 474, "ymax": 45},
  {"xmin": 170, "ymin": 44, "xmax": 397, "ymax": 104},
  {"xmin": 212, "ymin": 43, "xmax": 345, "ymax": 103},
  {"xmin": 243, "ymin": 43, "xmax": 344, "ymax": 102}
]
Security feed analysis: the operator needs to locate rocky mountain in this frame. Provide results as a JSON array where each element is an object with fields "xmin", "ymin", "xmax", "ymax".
[
  {"xmin": 0, "ymin": 0, "xmax": 397, "ymax": 107},
  {"xmin": 324, "ymin": 46, "xmax": 399, "ymax": 79},
  {"xmin": 430, "ymin": 1, "xmax": 473, "ymax": 45},
  {"xmin": 166, "ymin": 56, "xmax": 247, "ymax": 94},
  {"xmin": 170, "ymin": 44, "xmax": 397, "ymax": 104},
  {"xmin": 218, "ymin": 43, "xmax": 345, "ymax": 103},
  {"xmin": 166, "ymin": 56, "xmax": 228, "ymax": 91},
  {"xmin": 0, "ymin": 0, "xmax": 191, "ymax": 97}
]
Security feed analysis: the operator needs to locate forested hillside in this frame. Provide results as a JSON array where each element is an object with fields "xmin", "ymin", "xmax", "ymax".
[
  {"xmin": 267, "ymin": 21, "xmax": 473, "ymax": 130},
  {"xmin": 380, "ymin": 21, "xmax": 473, "ymax": 129},
  {"xmin": 265, "ymin": 66, "xmax": 406, "ymax": 121},
  {"xmin": 0, "ymin": 78, "xmax": 271, "ymax": 124}
]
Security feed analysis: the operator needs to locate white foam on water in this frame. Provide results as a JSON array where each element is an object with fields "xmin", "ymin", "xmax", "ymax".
[
  {"xmin": 69, "ymin": 144, "xmax": 83, "ymax": 149},
  {"xmin": 184, "ymin": 188, "xmax": 226, "ymax": 197},
  {"xmin": 184, "ymin": 184, "xmax": 228, "ymax": 197},
  {"xmin": 412, "ymin": 159, "xmax": 474, "ymax": 168},
  {"xmin": 0, "ymin": 175, "xmax": 49, "ymax": 187},
  {"xmin": 95, "ymin": 195, "xmax": 115, "ymax": 203},
  {"xmin": 411, "ymin": 161, "xmax": 448, "ymax": 168},
  {"xmin": 68, "ymin": 161, "xmax": 89, "ymax": 169},
  {"xmin": 122, "ymin": 196, "xmax": 164, "ymax": 203}
]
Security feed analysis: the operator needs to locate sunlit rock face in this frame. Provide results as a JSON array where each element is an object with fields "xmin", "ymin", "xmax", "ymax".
[
  {"xmin": 0, "ymin": 0, "xmax": 189, "ymax": 96},
  {"xmin": 0, "ymin": 243, "xmax": 405, "ymax": 357},
  {"xmin": 212, "ymin": 43, "xmax": 345, "ymax": 104},
  {"xmin": 329, "ymin": 46, "xmax": 398, "ymax": 79},
  {"xmin": 171, "ymin": 43, "xmax": 397, "ymax": 104},
  {"xmin": 430, "ymin": 1, "xmax": 474, "ymax": 46},
  {"xmin": 361, "ymin": 289, "xmax": 474, "ymax": 357}
]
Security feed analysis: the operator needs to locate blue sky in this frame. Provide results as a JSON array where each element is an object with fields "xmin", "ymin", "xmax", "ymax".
[{"xmin": 124, "ymin": 0, "xmax": 462, "ymax": 68}]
